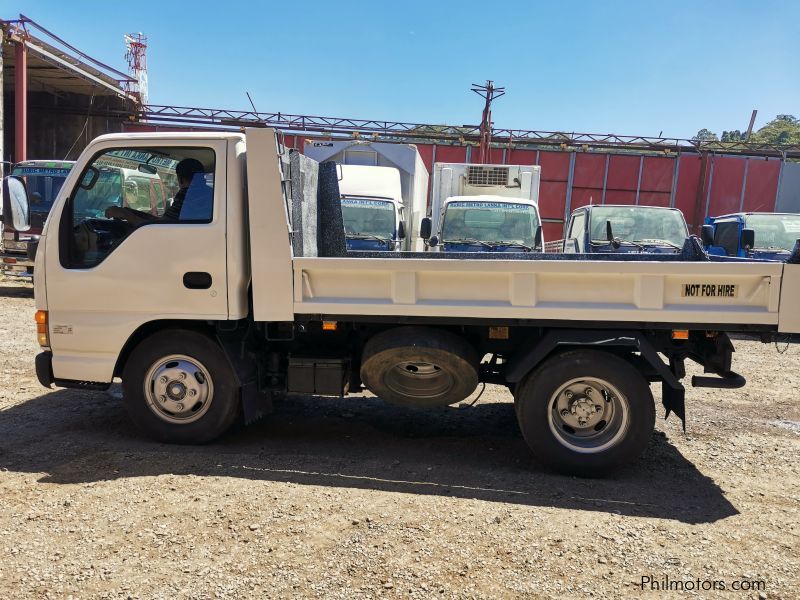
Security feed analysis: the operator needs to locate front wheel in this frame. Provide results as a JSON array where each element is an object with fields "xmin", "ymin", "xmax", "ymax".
[
  {"xmin": 514, "ymin": 350, "xmax": 655, "ymax": 475},
  {"xmin": 122, "ymin": 329, "xmax": 241, "ymax": 443}
]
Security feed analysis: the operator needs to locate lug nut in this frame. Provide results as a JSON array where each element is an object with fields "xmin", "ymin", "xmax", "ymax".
[
  {"xmin": 159, "ymin": 376, "xmax": 168, "ymax": 384},
  {"xmin": 159, "ymin": 395, "xmax": 166, "ymax": 402},
  {"xmin": 585, "ymin": 388, "xmax": 593, "ymax": 396},
  {"xmin": 595, "ymin": 405, "xmax": 602, "ymax": 412},
  {"xmin": 560, "ymin": 409, "xmax": 570, "ymax": 417},
  {"xmin": 177, "ymin": 403, "xmax": 184, "ymax": 411},
  {"xmin": 565, "ymin": 391, "xmax": 574, "ymax": 399},
  {"xmin": 179, "ymin": 372, "xmax": 187, "ymax": 380},
  {"xmin": 188, "ymin": 389, "xmax": 197, "ymax": 397}
]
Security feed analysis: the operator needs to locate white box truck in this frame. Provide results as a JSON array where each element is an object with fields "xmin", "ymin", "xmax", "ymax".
[
  {"xmin": 7, "ymin": 128, "xmax": 800, "ymax": 476},
  {"xmin": 303, "ymin": 140, "xmax": 429, "ymax": 251},
  {"xmin": 422, "ymin": 163, "xmax": 543, "ymax": 252}
]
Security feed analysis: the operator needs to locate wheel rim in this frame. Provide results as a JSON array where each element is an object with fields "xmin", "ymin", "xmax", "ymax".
[
  {"xmin": 547, "ymin": 377, "xmax": 630, "ymax": 454},
  {"xmin": 383, "ymin": 361, "xmax": 455, "ymax": 400},
  {"xmin": 143, "ymin": 354, "xmax": 214, "ymax": 424}
]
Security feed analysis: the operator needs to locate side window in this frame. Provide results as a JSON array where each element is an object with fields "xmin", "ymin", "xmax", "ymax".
[
  {"xmin": 569, "ymin": 213, "xmax": 586, "ymax": 252},
  {"xmin": 713, "ymin": 222, "xmax": 740, "ymax": 256},
  {"xmin": 62, "ymin": 147, "xmax": 215, "ymax": 269}
]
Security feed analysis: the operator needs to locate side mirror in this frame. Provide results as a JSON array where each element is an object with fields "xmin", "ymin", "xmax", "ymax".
[
  {"xmin": 419, "ymin": 217, "xmax": 432, "ymax": 240},
  {"xmin": 398, "ymin": 220, "xmax": 406, "ymax": 240},
  {"xmin": 2, "ymin": 176, "xmax": 31, "ymax": 232},
  {"xmin": 428, "ymin": 235, "xmax": 439, "ymax": 247},
  {"xmin": 700, "ymin": 224, "xmax": 715, "ymax": 246},
  {"xmin": 79, "ymin": 166, "xmax": 99, "ymax": 190},
  {"xmin": 138, "ymin": 163, "xmax": 158, "ymax": 175},
  {"xmin": 740, "ymin": 228, "xmax": 755, "ymax": 251},
  {"xmin": 606, "ymin": 219, "xmax": 620, "ymax": 249},
  {"xmin": 534, "ymin": 225, "xmax": 543, "ymax": 250}
]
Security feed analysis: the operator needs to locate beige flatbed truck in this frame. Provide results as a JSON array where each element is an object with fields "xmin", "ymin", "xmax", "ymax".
[{"xmin": 4, "ymin": 128, "xmax": 798, "ymax": 475}]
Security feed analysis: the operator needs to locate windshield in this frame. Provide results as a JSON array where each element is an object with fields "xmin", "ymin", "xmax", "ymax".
[
  {"xmin": 341, "ymin": 197, "xmax": 396, "ymax": 239},
  {"xmin": 589, "ymin": 206, "xmax": 688, "ymax": 246},
  {"xmin": 442, "ymin": 201, "xmax": 540, "ymax": 246},
  {"xmin": 11, "ymin": 166, "xmax": 71, "ymax": 214},
  {"xmin": 745, "ymin": 214, "xmax": 800, "ymax": 251}
]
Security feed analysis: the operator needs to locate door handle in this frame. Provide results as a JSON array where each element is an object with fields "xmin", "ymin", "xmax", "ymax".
[{"xmin": 183, "ymin": 272, "xmax": 212, "ymax": 289}]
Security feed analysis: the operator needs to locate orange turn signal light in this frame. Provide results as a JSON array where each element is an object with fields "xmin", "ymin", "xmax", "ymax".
[
  {"xmin": 35, "ymin": 310, "xmax": 49, "ymax": 347},
  {"xmin": 672, "ymin": 329, "xmax": 689, "ymax": 340},
  {"xmin": 322, "ymin": 320, "xmax": 338, "ymax": 331}
]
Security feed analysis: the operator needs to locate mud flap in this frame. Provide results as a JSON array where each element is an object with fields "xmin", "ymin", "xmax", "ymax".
[
  {"xmin": 217, "ymin": 335, "xmax": 272, "ymax": 425},
  {"xmin": 662, "ymin": 382, "xmax": 686, "ymax": 432}
]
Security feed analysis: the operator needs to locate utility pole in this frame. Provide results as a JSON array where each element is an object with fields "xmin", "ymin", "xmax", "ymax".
[
  {"xmin": 471, "ymin": 80, "xmax": 505, "ymax": 164},
  {"xmin": 745, "ymin": 109, "xmax": 758, "ymax": 141}
]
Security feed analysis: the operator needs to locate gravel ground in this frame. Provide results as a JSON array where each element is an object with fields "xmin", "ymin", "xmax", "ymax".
[{"xmin": 0, "ymin": 275, "xmax": 798, "ymax": 599}]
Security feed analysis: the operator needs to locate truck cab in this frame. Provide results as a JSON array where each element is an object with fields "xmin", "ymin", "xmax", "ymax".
[
  {"xmin": 338, "ymin": 165, "xmax": 404, "ymax": 251},
  {"xmin": 424, "ymin": 163, "xmax": 543, "ymax": 252},
  {"xmin": 557, "ymin": 205, "xmax": 689, "ymax": 254},
  {"xmin": 1, "ymin": 160, "xmax": 74, "ymax": 275},
  {"xmin": 703, "ymin": 212, "xmax": 800, "ymax": 261}
]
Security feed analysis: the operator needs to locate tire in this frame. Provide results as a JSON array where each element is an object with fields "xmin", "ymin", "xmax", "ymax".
[
  {"xmin": 360, "ymin": 326, "xmax": 479, "ymax": 408},
  {"xmin": 515, "ymin": 349, "xmax": 655, "ymax": 476},
  {"xmin": 122, "ymin": 329, "xmax": 241, "ymax": 443}
]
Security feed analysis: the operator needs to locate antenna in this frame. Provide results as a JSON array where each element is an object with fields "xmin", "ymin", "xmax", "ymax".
[
  {"xmin": 124, "ymin": 33, "xmax": 148, "ymax": 106},
  {"xmin": 471, "ymin": 80, "xmax": 505, "ymax": 164},
  {"xmin": 246, "ymin": 91, "xmax": 259, "ymax": 115}
]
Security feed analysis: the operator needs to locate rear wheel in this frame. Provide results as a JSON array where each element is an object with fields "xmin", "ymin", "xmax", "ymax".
[
  {"xmin": 515, "ymin": 349, "xmax": 655, "ymax": 475},
  {"xmin": 122, "ymin": 329, "xmax": 240, "ymax": 443},
  {"xmin": 360, "ymin": 326, "xmax": 479, "ymax": 407}
]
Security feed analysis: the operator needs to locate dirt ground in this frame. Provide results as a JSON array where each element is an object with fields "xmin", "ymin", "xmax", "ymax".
[{"xmin": 0, "ymin": 275, "xmax": 798, "ymax": 599}]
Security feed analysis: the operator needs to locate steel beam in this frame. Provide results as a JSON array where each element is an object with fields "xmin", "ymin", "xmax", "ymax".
[{"xmin": 15, "ymin": 41, "xmax": 27, "ymax": 162}]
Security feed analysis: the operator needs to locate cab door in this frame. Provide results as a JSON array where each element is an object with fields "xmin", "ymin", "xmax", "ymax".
[{"xmin": 42, "ymin": 139, "xmax": 230, "ymax": 383}]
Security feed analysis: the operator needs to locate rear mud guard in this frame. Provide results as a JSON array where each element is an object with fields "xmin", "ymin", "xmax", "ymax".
[{"xmin": 505, "ymin": 329, "xmax": 686, "ymax": 429}]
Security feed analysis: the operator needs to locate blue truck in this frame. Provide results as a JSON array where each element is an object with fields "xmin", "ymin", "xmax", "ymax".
[
  {"xmin": 547, "ymin": 204, "xmax": 690, "ymax": 254},
  {"xmin": 702, "ymin": 212, "xmax": 800, "ymax": 261}
]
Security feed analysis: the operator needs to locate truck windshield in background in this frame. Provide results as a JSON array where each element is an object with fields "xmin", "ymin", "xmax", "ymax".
[
  {"xmin": 442, "ymin": 201, "xmax": 540, "ymax": 247},
  {"xmin": 10, "ymin": 164, "xmax": 71, "ymax": 215},
  {"xmin": 589, "ymin": 206, "xmax": 688, "ymax": 247},
  {"xmin": 341, "ymin": 197, "xmax": 396, "ymax": 241},
  {"xmin": 745, "ymin": 214, "xmax": 800, "ymax": 251}
]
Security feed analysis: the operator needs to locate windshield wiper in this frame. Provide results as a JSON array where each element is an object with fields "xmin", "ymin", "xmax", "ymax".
[
  {"xmin": 633, "ymin": 238, "xmax": 682, "ymax": 250},
  {"xmin": 443, "ymin": 238, "xmax": 495, "ymax": 249},
  {"xmin": 591, "ymin": 238, "xmax": 647, "ymax": 251},
  {"xmin": 347, "ymin": 232, "xmax": 391, "ymax": 243},
  {"xmin": 490, "ymin": 240, "xmax": 533, "ymax": 251}
]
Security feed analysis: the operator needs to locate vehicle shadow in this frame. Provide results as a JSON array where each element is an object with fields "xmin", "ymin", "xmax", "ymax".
[
  {"xmin": 0, "ymin": 280, "xmax": 34, "ymax": 298},
  {"xmin": 0, "ymin": 387, "xmax": 737, "ymax": 524}
]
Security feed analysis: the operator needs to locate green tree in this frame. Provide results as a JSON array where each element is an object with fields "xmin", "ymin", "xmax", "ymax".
[
  {"xmin": 692, "ymin": 128, "xmax": 719, "ymax": 142},
  {"xmin": 721, "ymin": 130, "xmax": 744, "ymax": 142},
  {"xmin": 750, "ymin": 115, "xmax": 800, "ymax": 145}
]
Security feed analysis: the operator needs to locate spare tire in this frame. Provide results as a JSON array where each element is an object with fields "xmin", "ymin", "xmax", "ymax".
[{"xmin": 360, "ymin": 326, "xmax": 479, "ymax": 408}]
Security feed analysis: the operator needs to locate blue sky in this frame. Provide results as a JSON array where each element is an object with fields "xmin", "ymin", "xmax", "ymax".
[{"xmin": 7, "ymin": 1, "xmax": 798, "ymax": 138}]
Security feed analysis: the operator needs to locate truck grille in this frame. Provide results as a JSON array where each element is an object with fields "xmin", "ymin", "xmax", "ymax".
[{"xmin": 467, "ymin": 166, "xmax": 509, "ymax": 186}]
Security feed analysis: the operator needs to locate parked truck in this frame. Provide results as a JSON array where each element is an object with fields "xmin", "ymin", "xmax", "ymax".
[
  {"xmin": 1, "ymin": 160, "xmax": 74, "ymax": 276},
  {"xmin": 702, "ymin": 212, "xmax": 800, "ymax": 261},
  {"xmin": 7, "ymin": 129, "xmax": 800, "ymax": 476},
  {"xmin": 421, "ymin": 163, "xmax": 543, "ymax": 252},
  {"xmin": 303, "ymin": 140, "xmax": 429, "ymax": 251},
  {"xmin": 546, "ymin": 205, "xmax": 690, "ymax": 254}
]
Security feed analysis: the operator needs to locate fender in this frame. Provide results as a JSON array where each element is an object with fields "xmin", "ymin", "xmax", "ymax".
[{"xmin": 505, "ymin": 329, "xmax": 686, "ymax": 428}]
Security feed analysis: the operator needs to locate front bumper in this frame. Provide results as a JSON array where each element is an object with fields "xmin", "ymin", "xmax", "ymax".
[{"xmin": 1, "ymin": 251, "xmax": 34, "ymax": 272}]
